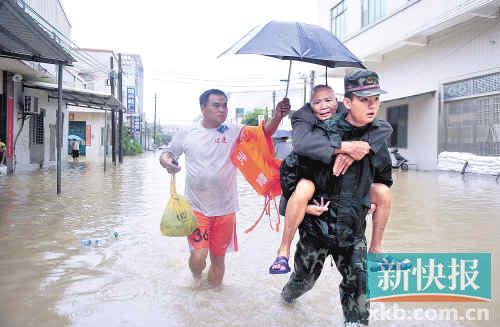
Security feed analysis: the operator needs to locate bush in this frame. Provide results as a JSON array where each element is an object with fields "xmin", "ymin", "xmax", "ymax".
[{"xmin": 122, "ymin": 128, "xmax": 142, "ymax": 155}]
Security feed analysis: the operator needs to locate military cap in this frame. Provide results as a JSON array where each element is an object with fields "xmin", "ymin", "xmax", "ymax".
[{"xmin": 344, "ymin": 69, "xmax": 387, "ymax": 96}]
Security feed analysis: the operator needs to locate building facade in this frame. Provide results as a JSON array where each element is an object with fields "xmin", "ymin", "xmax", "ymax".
[
  {"xmin": 68, "ymin": 49, "xmax": 115, "ymax": 161},
  {"xmin": 120, "ymin": 54, "xmax": 144, "ymax": 143},
  {"xmin": 318, "ymin": 0, "xmax": 500, "ymax": 170},
  {"xmin": 1, "ymin": 0, "xmax": 73, "ymax": 172},
  {"xmin": 1, "ymin": 0, "xmax": 127, "ymax": 172}
]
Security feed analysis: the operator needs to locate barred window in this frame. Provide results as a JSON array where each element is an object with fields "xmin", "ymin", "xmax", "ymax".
[
  {"xmin": 441, "ymin": 95, "xmax": 500, "ymax": 156},
  {"xmin": 30, "ymin": 112, "xmax": 44, "ymax": 145},
  {"xmin": 443, "ymin": 72, "xmax": 500, "ymax": 101}
]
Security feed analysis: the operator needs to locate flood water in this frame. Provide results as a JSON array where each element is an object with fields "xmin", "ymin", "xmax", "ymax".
[{"xmin": 1, "ymin": 153, "xmax": 499, "ymax": 327}]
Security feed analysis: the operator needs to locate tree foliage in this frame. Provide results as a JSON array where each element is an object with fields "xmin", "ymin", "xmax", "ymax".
[
  {"xmin": 241, "ymin": 108, "xmax": 269, "ymax": 126},
  {"xmin": 122, "ymin": 128, "xmax": 142, "ymax": 155}
]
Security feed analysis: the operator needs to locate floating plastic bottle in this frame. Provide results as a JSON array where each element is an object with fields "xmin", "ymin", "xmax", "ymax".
[
  {"xmin": 80, "ymin": 231, "xmax": 119, "ymax": 247},
  {"xmin": 80, "ymin": 231, "xmax": 120, "ymax": 246},
  {"xmin": 80, "ymin": 239, "xmax": 100, "ymax": 247}
]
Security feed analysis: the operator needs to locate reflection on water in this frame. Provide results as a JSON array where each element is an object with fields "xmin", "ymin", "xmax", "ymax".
[{"xmin": 0, "ymin": 153, "xmax": 498, "ymax": 326}]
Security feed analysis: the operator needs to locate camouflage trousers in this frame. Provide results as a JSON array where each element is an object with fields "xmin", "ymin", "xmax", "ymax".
[{"xmin": 281, "ymin": 230, "xmax": 369, "ymax": 325}]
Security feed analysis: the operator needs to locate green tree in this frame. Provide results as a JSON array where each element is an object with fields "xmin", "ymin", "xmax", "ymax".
[
  {"xmin": 122, "ymin": 127, "xmax": 143, "ymax": 155},
  {"xmin": 241, "ymin": 108, "xmax": 269, "ymax": 126}
]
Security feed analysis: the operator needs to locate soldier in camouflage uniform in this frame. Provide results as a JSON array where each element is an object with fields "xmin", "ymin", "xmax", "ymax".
[{"xmin": 281, "ymin": 70, "xmax": 393, "ymax": 326}]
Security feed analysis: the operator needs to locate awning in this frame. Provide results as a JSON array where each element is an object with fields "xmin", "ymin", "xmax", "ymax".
[
  {"xmin": 24, "ymin": 81, "xmax": 121, "ymax": 110},
  {"xmin": 0, "ymin": 0, "xmax": 74, "ymax": 65}
]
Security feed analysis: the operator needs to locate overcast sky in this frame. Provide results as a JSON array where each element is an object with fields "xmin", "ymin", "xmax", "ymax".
[{"xmin": 61, "ymin": 0, "xmax": 320, "ymax": 124}]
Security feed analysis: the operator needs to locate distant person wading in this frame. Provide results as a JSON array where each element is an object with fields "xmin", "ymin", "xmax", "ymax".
[{"xmin": 71, "ymin": 140, "xmax": 80, "ymax": 162}]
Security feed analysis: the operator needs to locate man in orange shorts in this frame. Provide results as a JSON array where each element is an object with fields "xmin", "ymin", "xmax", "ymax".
[
  {"xmin": 160, "ymin": 89, "xmax": 290, "ymax": 286},
  {"xmin": 187, "ymin": 211, "xmax": 237, "ymax": 257}
]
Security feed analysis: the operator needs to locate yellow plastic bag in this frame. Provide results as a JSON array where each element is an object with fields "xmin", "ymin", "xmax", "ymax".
[{"xmin": 160, "ymin": 174, "xmax": 197, "ymax": 236}]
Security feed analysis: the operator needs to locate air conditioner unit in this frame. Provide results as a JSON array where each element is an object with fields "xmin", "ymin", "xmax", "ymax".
[{"xmin": 24, "ymin": 95, "xmax": 39, "ymax": 114}]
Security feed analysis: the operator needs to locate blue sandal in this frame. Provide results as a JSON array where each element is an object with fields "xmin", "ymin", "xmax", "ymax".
[{"xmin": 269, "ymin": 256, "xmax": 291, "ymax": 274}]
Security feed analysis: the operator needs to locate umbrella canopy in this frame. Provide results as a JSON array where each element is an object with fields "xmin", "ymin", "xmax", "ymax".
[
  {"xmin": 219, "ymin": 21, "xmax": 365, "ymax": 69},
  {"xmin": 68, "ymin": 135, "xmax": 83, "ymax": 141}
]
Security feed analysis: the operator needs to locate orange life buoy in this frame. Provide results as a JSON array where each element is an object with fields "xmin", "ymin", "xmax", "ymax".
[
  {"xmin": 231, "ymin": 122, "xmax": 282, "ymax": 197},
  {"xmin": 230, "ymin": 122, "xmax": 282, "ymax": 232}
]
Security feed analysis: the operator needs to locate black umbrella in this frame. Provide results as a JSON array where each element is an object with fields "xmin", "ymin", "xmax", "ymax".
[{"xmin": 219, "ymin": 20, "xmax": 365, "ymax": 96}]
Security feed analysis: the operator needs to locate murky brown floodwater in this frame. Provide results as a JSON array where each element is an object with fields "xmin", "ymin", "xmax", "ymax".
[{"xmin": 1, "ymin": 153, "xmax": 499, "ymax": 327}]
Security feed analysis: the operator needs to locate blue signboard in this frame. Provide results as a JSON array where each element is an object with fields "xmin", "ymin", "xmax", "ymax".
[
  {"xmin": 133, "ymin": 116, "xmax": 141, "ymax": 134},
  {"xmin": 127, "ymin": 87, "xmax": 135, "ymax": 114}
]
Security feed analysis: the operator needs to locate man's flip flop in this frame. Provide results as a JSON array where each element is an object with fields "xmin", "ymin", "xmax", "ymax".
[{"xmin": 269, "ymin": 256, "xmax": 291, "ymax": 274}]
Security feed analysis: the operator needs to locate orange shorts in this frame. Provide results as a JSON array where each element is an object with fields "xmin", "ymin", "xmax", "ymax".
[{"xmin": 187, "ymin": 211, "xmax": 238, "ymax": 256}]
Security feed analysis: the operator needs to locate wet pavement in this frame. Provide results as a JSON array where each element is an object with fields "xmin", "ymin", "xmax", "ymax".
[{"xmin": 0, "ymin": 152, "xmax": 499, "ymax": 326}]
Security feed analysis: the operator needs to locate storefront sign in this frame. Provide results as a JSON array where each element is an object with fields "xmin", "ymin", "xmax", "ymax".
[
  {"xmin": 127, "ymin": 87, "xmax": 135, "ymax": 114},
  {"xmin": 133, "ymin": 116, "xmax": 141, "ymax": 133}
]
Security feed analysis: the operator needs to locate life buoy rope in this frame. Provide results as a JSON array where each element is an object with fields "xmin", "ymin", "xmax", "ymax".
[{"xmin": 244, "ymin": 194, "xmax": 280, "ymax": 233}]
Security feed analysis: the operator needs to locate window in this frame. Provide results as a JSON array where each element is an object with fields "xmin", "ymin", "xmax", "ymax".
[
  {"xmin": 387, "ymin": 105, "xmax": 408, "ymax": 148},
  {"xmin": 443, "ymin": 72, "xmax": 500, "ymax": 101},
  {"xmin": 330, "ymin": 1, "xmax": 347, "ymax": 40},
  {"xmin": 441, "ymin": 95, "xmax": 500, "ymax": 156},
  {"xmin": 441, "ymin": 73, "xmax": 500, "ymax": 156},
  {"xmin": 361, "ymin": 0, "xmax": 386, "ymax": 27},
  {"xmin": 30, "ymin": 111, "xmax": 44, "ymax": 145}
]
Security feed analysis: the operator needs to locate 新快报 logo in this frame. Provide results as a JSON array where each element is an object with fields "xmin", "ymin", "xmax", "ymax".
[{"xmin": 367, "ymin": 253, "xmax": 491, "ymax": 302}]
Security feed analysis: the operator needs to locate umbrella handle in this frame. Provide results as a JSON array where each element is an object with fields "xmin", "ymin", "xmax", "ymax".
[
  {"xmin": 325, "ymin": 66, "xmax": 328, "ymax": 86},
  {"xmin": 285, "ymin": 60, "xmax": 292, "ymax": 97}
]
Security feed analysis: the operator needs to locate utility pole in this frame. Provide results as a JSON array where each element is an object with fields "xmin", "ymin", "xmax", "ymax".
[
  {"xmin": 56, "ymin": 64, "xmax": 63, "ymax": 194},
  {"xmin": 118, "ymin": 53, "xmax": 123, "ymax": 163},
  {"xmin": 158, "ymin": 114, "xmax": 161, "ymax": 141},
  {"xmin": 153, "ymin": 93, "xmax": 157, "ymax": 146},
  {"xmin": 144, "ymin": 121, "xmax": 148, "ymax": 149},
  {"xmin": 140, "ymin": 116, "xmax": 143, "ymax": 148},
  {"xmin": 103, "ymin": 110, "xmax": 107, "ymax": 172},
  {"xmin": 110, "ymin": 56, "xmax": 116, "ymax": 165},
  {"xmin": 272, "ymin": 90, "xmax": 276, "ymax": 113}
]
